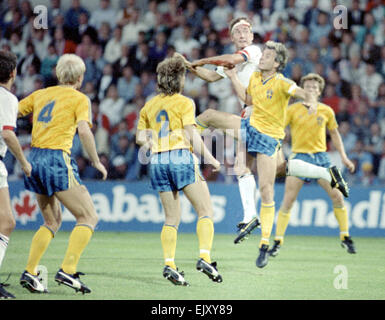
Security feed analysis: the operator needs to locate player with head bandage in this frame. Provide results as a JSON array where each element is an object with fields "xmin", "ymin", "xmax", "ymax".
[{"xmin": 175, "ymin": 18, "xmax": 350, "ymax": 251}]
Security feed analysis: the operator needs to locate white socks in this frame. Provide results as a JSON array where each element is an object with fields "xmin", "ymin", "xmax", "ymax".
[
  {"xmin": 287, "ymin": 159, "xmax": 331, "ymax": 182},
  {"xmin": 0, "ymin": 233, "xmax": 9, "ymax": 269},
  {"xmin": 238, "ymin": 174, "xmax": 258, "ymax": 223}
]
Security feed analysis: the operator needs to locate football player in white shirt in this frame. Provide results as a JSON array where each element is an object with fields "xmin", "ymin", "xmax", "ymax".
[
  {"xmin": 176, "ymin": 17, "xmax": 349, "ymax": 246},
  {"xmin": 0, "ymin": 50, "xmax": 32, "ymax": 299}
]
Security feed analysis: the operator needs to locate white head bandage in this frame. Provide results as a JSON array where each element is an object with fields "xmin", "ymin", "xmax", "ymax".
[{"xmin": 231, "ymin": 20, "xmax": 252, "ymax": 34}]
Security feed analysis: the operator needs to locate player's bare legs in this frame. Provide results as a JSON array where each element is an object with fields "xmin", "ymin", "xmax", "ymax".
[
  {"xmin": 21, "ymin": 194, "xmax": 62, "ymax": 293},
  {"xmin": 0, "ymin": 188, "xmax": 15, "ymax": 238},
  {"xmin": 0, "ymin": 186, "xmax": 16, "ymax": 298},
  {"xmin": 275, "ymin": 149, "xmax": 287, "ymax": 178},
  {"xmin": 196, "ymin": 109, "xmax": 241, "ymax": 139},
  {"xmin": 55, "ymin": 185, "xmax": 98, "ymax": 228},
  {"xmin": 23, "ymin": 195, "xmax": 61, "ymax": 275},
  {"xmin": 183, "ymin": 178, "xmax": 222, "ymax": 282},
  {"xmin": 37, "ymin": 194, "xmax": 62, "ymax": 233},
  {"xmin": 50, "ymin": 185, "xmax": 98, "ymax": 293},
  {"xmin": 318, "ymin": 179, "xmax": 356, "ymax": 253}
]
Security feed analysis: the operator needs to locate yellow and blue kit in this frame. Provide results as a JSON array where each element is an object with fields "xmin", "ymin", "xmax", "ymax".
[
  {"xmin": 241, "ymin": 71, "xmax": 298, "ymax": 157},
  {"xmin": 286, "ymin": 102, "xmax": 338, "ymax": 181},
  {"xmin": 137, "ymin": 93, "xmax": 203, "ymax": 192},
  {"xmin": 19, "ymin": 86, "xmax": 92, "ymax": 195}
]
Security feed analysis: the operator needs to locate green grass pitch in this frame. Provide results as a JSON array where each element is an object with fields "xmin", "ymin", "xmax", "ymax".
[{"xmin": 1, "ymin": 231, "xmax": 384, "ymax": 300}]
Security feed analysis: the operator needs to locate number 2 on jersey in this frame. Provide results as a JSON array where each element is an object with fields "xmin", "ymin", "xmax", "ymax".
[
  {"xmin": 156, "ymin": 110, "xmax": 170, "ymax": 138},
  {"xmin": 38, "ymin": 101, "xmax": 55, "ymax": 124}
]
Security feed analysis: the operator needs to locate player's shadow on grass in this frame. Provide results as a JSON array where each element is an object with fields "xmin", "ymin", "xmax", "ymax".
[{"xmin": 89, "ymin": 271, "xmax": 166, "ymax": 286}]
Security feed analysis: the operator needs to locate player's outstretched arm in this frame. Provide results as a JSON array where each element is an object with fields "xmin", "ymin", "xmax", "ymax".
[
  {"xmin": 77, "ymin": 120, "xmax": 107, "ymax": 180},
  {"xmin": 174, "ymin": 52, "xmax": 223, "ymax": 83},
  {"xmin": 191, "ymin": 53, "xmax": 245, "ymax": 69},
  {"xmin": 1, "ymin": 129, "xmax": 31, "ymax": 177},
  {"xmin": 329, "ymin": 128, "xmax": 355, "ymax": 173},
  {"xmin": 184, "ymin": 124, "xmax": 220, "ymax": 172}
]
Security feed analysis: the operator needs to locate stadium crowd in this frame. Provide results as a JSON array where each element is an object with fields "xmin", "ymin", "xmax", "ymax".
[{"xmin": 0, "ymin": 0, "xmax": 384, "ymax": 186}]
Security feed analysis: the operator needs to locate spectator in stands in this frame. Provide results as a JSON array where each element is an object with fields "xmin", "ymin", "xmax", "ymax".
[
  {"xmin": 359, "ymin": 63, "xmax": 383, "ymax": 103},
  {"xmin": 350, "ymin": 140, "xmax": 374, "ymax": 178},
  {"xmin": 40, "ymin": 43, "xmax": 58, "ymax": 83},
  {"xmin": 18, "ymin": 41, "xmax": 41, "ymax": 77},
  {"xmin": 52, "ymin": 27, "xmax": 76, "ymax": 56},
  {"xmin": 185, "ymin": 0, "xmax": 205, "ymax": 33},
  {"xmin": 48, "ymin": 0, "xmax": 64, "ymax": 28},
  {"xmin": 365, "ymin": 122, "xmax": 384, "ymax": 174},
  {"xmin": 104, "ymin": 26, "xmax": 123, "ymax": 65},
  {"xmin": 77, "ymin": 11, "xmax": 98, "ymax": 43},
  {"xmin": 121, "ymin": 8, "xmax": 148, "ymax": 46},
  {"xmin": 31, "ymin": 29, "xmax": 52, "ymax": 61},
  {"xmin": 109, "ymin": 155, "xmax": 128, "ymax": 180},
  {"xmin": 99, "ymin": 84, "xmax": 125, "ymax": 128},
  {"xmin": 98, "ymin": 63, "xmax": 115, "ymax": 100},
  {"xmin": 89, "ymin": 0, "xmax": 117, "ymax": 30},
  {"xmin": 117, "ymin": 65, "xmax": 140, "ymax": 103},
  {"xmin": 348, "ymin": 0, "xmax": 365, "ymax": 28},
  {"xmin": 209, "ymin": 0, "xmax": 232, "ymax": 32},
  {"xmin": 339, "ymin": 121, "xmax": 357, "ymax": 155},
  {"xmin": 9, "ymin": 31, "xmax": 26, "ymax": 60},
  {"xmin": 148, "ymin": 31, "xmax": 168, "ymax": 66},
  {"xmin": 65, "ymin": 0, "xmax": 89, "ymax": 30},
  {"xmin": 173, "ymin": 25, "xmax": 201, "ymax": 61},
  {"xmin": 20, "ymin": 64, "xmax": 39, "ymax": 98},
  {"xmin": 75, "ymin": 33, "xmax": 94, "ymax": 60},
  {"xmin": 2, "ymin": 0, "xmax": 384, "ymax": 185},
  {"xmin": 377, "ymin": 141, "xmax": 385, "ymax": 184}
]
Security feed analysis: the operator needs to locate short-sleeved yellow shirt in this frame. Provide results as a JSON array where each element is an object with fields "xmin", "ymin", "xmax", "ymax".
[
  {"xmin": 19, "ymin": 86, "xmax": 92, "ymax": 154},
  {"xmin": 286, "ymin": 102, "xmax": 338, "ymax": 153},
  {"xmin": 137, "ymin": 93, "xmax": 196, "ymax": 153},
  {"xmin": 247, "ymin": 72, "xmax": 298, "ymax": 140}
]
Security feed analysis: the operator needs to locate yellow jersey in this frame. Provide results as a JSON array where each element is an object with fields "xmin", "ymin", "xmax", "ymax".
[
  {"xmin": 137, "ymin": 93, "xmax": 196, "ymax": 153},
  {"xmin": 19, "ymin": 86, "xmax": 92, "ymax": 154},
  {"xmin": 286, "ymin": 102, "xmax": 338, "ymax": 153},
  {"xmin": 247, "ymin": 72, "xmax": 298, "ymax": 139}
]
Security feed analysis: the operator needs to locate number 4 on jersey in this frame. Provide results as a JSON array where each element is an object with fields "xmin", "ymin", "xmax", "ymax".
[{"xmin": 38, "ymin": 101, "xmax": 55, "ymax": 123}]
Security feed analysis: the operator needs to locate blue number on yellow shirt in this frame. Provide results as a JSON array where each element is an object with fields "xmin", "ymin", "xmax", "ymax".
[
  {"xmin": 156, "ymin": 110, "xmax": 170, "ymax": 138},
  {"xmin": 38, "ymin": 101, "xmax": 55, "ymax": 124}
]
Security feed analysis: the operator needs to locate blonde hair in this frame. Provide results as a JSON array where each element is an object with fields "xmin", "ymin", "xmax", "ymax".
[
  {"xmin": 300, "ymin": 73, "xmax": 325, "ymax": 93},
  {"xmin": 56, "ymin": 54, "xmax": 86, "ymax": 85},
  {"xmin": 156, "ymin": 56, "xmax": 186, "ymax": 95},
  {"xmin": 264, "ymin": 41, "xmax": 288, "ymax": 72}
]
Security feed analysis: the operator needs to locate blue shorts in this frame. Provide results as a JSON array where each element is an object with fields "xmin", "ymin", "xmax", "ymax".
[
  {"xmin": 150, "ymin": 149, "xmax": 203, "ymax": 192},
  {"xmin": 240, "ymin": 118, "xmax": 281, "ymax": 157},
  {"xmin": 24, "ymin": 148, "xmax": 82, "ymax": 196},
  {"xmin": 290, "ymin": 152, "xmax": 331, "ymax": 182}
]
